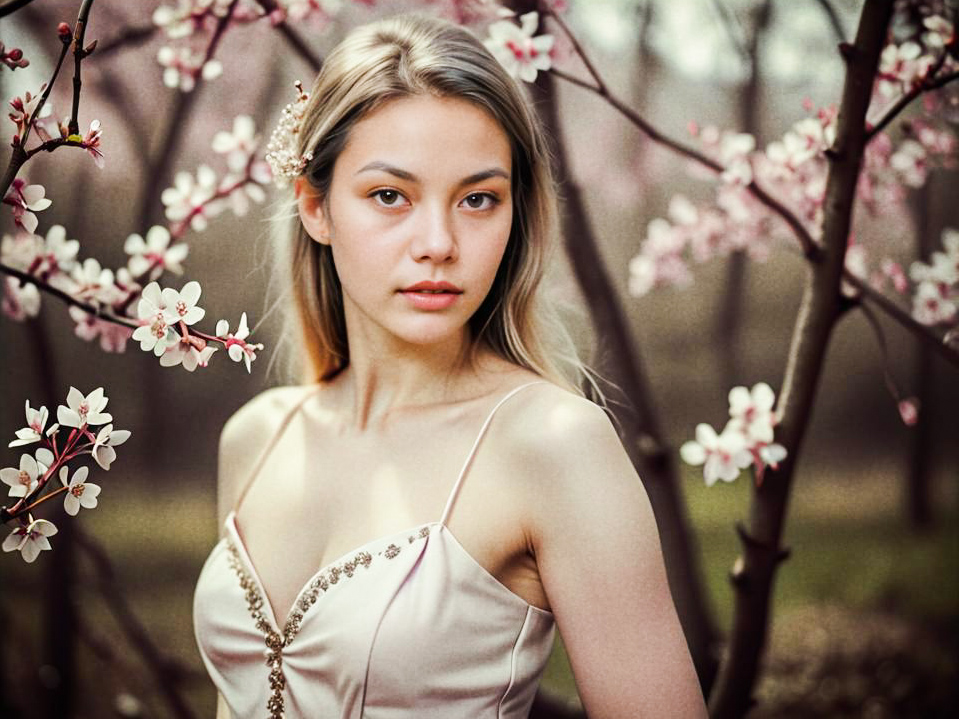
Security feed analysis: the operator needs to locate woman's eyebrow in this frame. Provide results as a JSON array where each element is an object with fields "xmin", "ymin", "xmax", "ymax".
[{"xmin": 355, "ymin": 161, "xmax": 510, "ymax": 186}]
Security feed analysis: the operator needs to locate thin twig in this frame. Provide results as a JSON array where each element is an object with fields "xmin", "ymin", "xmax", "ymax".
[
  {"xmin": 814, "ymin": 0, "xmax": 847, "ymax": 43},
  {"xmin": 857, "ymin": 299, "xmax": 905, "ymax": 402},
  {"xmin": 94, "ymin": 23, "xmax": 156, "ymax": 57},
  {"xmin": 867, "ymin": 68, "xmax": 959, "ymax": 140},
  {"xmin": 544, "ymin": 11, "xmax": 823, "ymax": 261},
  {"xmin": 68, "ymin": 0, "xmax": 96, "ymax": 136},
  {"xmin": 0, "ymin": 262, "xmax": 138, "ymax": 329},
  {"xmin": 843, "ymin": 269, "xmax": 959, "ymax": 369},
  {"xmin": 253, "ymin": 0, "xmax": 323, "ymax": 70}
]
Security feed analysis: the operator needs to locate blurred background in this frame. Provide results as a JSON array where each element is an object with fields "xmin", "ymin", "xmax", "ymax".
[{"xmin": 1, "ymin": 0, "xmax": 957, "ymax": 717}]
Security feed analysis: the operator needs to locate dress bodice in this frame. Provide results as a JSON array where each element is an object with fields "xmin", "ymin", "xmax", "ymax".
[{"xmin": 193, "ymin": 381, "xmax": 555, "ymax": 719}]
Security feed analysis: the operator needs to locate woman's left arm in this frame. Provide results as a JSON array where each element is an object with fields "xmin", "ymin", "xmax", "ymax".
[{"xmin": 520, "ymin": 395, "xmax": 708, "ymax": 719}]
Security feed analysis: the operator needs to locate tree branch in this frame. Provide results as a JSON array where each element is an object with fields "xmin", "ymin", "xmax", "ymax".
[
  {"xmin": 0, "ymin": 262, "xmax": 138, "ymax": 330},
  {"xmin": 253, "ymin": 0, "xmax": 323, "ymax": 71},
  {"xmin": 843, "ymin": 269, "xmax": 959, "ymax": 369},
  {"xmin": 814, "ymin": 0, "xmax": 847, "ymax": 43},
  {"xmin": 544, "ymin": 12, "xmax": 823, "ymax": 261},
  {"xmin": 0, "ymin": 0, "xmax": 37, "ymax": 18},
  {"xmin": 867, "ymin": 69, "xmax": 959, "ymax": 141},
  {"xmin": 94, "ymin": 23, "xmax": 156, "ymax": 58},
  {"xmin": 68, "ymin": 0, "xmax": 96, "ymax": 136}
]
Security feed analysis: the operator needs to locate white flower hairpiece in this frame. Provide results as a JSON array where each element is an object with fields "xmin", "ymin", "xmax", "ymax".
[{"xmin": 264, "ymin": 81, "xmax": 314, "ymax": 188}]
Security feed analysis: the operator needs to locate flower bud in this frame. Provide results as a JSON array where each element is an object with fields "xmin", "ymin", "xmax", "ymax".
[
  {"xmin": 9, "ymin": 48, "xmax": 22, "ymax": 61},
  {"xmin": 57, "ymin": 23, "xmax": 72, "ymax": 40}
]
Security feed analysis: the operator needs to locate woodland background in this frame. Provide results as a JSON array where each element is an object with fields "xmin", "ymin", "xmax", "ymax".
[{"xmin": 1, "ymin": 0, "xmax": 957, "ymax": 718}]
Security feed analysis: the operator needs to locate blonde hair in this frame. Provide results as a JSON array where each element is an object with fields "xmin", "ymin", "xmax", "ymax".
[{"xmin": 275, "ymin": 13, "xmax": 596, "ymax": 397}]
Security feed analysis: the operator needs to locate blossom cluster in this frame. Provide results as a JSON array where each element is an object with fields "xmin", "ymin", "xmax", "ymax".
[
  {"xmin": 484, "ymin": 11, "xmax": 554, "ymax": 83},
  {"xmin": 2, "ymin": 116, "xmax": 269, "ymax": 371},
  {"xmin": 7, "ymin": 87, "xmax": 102, "ymax": 163},
  {"xmin": 628, "ymin": 15, "xmax": 957, "ymax": 301},
  {"xmin": 680, "ymin": 383, "xmax": 787, "ymax": 487},
  {"xmin": 2, "ymin": 388, "xmax": 129, "ymax": 563},
  {"xmin": 0, "ymin": 42, "xmax": 30, "ymax": 71}
]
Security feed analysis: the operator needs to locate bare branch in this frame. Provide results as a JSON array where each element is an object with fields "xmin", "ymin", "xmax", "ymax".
[
  {"xmin": 253, "ymin": 0, "xmax": 323, "ymax": 70},
  {"xmin": 94, "ymin": 23, "xmax": 156, "ymax": 58},
  {"xmin": 68, "ymin": 0, "xmax": 96, "ymax": 136},
  {"xmin": 0, "ymin": 0, "xmax": 38, "ymax": 18},
  {"xmin": 844, "ymin": 270, "xmax": 959, "ymax": 369}
]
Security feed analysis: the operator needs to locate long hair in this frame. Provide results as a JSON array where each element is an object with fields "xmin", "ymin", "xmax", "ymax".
[{"xmin": 275, "ymin": 13, "xmax": 595, "ymax": 397}]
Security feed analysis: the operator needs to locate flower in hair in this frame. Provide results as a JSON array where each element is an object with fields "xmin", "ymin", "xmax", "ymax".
[{"xmin": 265, "ymin": 81, "xmax": 314, "ymax": 187}]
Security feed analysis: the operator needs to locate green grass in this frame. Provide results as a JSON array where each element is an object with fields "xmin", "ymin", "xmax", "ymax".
[{"xmin": 2, "ymin": 467, "xmax": 955, "ymax": 716}]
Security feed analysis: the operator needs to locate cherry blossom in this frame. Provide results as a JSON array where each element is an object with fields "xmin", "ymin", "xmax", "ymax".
[
  {"xmin": 37, "ymin": 224, "xmax": 80, "ymax": 278},
  {"xmin": 132, "ymin": 281, "xmax": 178, "ymax": 355},
  {"xmin": 217, "ymin": 312, "xmax": 263, "ymax": 372},
  {"xmin": 680, "ymin": 422, "xmax": 753, "ymax": 487},
  {"xmin": 898, "ymin": 398, "xmax": 920, "ymax": 426},
  {"xmin": 727, "ymin": 383, "xmax": 778, "ymax": 444},
  {"xmin": 160, "ymin": 341, "xmax": 216, "ymax": 372},
  {"xmin": 1, "ymin": 453, "xmax": 42, "ymax": 498},
  {"xmin": 1, "ymin": 276, "xmax": 40, "ymax": 321},
  {"xmin": 81, "ymin": 119, "xmax": 104, "ymax": 169},
  {"xmin": 56, "ymin": 386, "xmax": 112, "ymax": 429},
  {"xmin": 124, "ymin": 225, "xmax": 188, "ymax": 279},
  {"xmin": 484, "ymin": 11, "xmax": 554, "ymax": 83},
  {"xmin": 910, "ymin": 280, "xmax": 956, "ymax": 325},
  {"xmin": 921, "ymin": 15, "xmax": 954, "ymax": 49},
  {"xmin": 7, "ymin": 85, "xmax": 50, "ymax": 139},
  {"xmin": 70, "ymin": 257, "xmax": 122, "ymax": 305},
  {"xmin": 68, "ymin": 305, "xmax": 134, "ymax": 353},
  {"xmin": 877, "ymin": 41, "xmax": 934, "ymax": 98},
  {"xmin": 2, "ymin": 515, "xmax": 57, "ymax": 563},
  {"xmin": 161, "ymin": 165, "xmax": 221, "ymax": 231},
  {"xmin": 8, "ymin": 401, "xmax": 49, "ymax": 448},
  {"xmin": 274, "ymin": 0, "xmax": 340, "ymax": 22},
  {"xmin": 212, "ymin": 115, "xmax": 259, "ymax": 171},
  {"xmin": 60, "ymin": 465, "xmax": 101, "ymax": 515},
  {"xmin": 3, "ymin": 179, "xmax": 52, "ymax": 234},
  {"xmin": 719, "ymin": 132, "xmax": 756, "ymax": 186},
  {"xmin": 161, "ymin": 280, "xmax": 205, "ymax": 325},
  {"xmin": 157, "ymin": 45, "xmax": 223, "ymax": 92},
  {"xmin": 90, "ymin": 424, "xmax": 131, "ymax": 471}
]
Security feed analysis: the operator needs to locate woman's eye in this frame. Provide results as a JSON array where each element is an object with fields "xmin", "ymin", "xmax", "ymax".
[
  {"xmin": 371, "ymin": 189, "xmax": 406, "ymax": 207},
  {"xmin": 461, "ymin": 192, "xmax": 498, "ymax": 210}
]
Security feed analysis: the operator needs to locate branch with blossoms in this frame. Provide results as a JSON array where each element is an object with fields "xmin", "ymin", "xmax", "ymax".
[
  {"xmin": 482, "ymin": 3, "xmax": 959, "ymax": 376},
  {"xmin": 3, "ymin": 108, "xmax": 271, "ymax": 372},
  {"xmin": 1, "ymin": 387, "xmax": 128, "ymax": 561}
]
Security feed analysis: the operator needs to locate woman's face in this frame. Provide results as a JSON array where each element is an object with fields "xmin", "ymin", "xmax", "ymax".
[{"xmin": 299, "ymin": 94, "xmax": 513, "ymax": 354}]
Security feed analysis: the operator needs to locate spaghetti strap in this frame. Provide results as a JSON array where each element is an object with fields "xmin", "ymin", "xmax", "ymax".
[
  {"xmin": 233, "ymin": 384, "xmax": 323, "ymax": 514},
  {"xmin": 439, "ymin": 380, "xmax": 547, "ymax": 527}
]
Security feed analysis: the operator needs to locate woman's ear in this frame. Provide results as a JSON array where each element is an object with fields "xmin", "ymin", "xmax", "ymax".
[{"xmin": 295, "ymin": 177, "xmax": 331, "ymax": 245}]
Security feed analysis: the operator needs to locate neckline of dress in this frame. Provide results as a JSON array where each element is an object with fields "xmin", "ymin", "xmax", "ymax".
[{"xmin": 224, "ymin": 509, "xmax": 552, "ymax": 634}]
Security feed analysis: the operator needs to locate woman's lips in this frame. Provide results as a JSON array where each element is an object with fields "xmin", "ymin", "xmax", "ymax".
[{"xmin": 400, "ymin": 288, "xmax": 461, "ymax": 310}]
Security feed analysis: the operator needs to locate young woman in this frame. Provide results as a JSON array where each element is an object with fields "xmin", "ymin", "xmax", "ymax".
[{"xmin": 193, "ymin": 13, "xmax": 707, "ymax": 719}]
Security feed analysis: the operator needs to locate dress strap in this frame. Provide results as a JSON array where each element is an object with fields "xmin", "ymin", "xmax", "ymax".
[
  {"xmin": 233, "ymin": 385, "xmax": 323, "ymax": 514},
  {"xmin": 439, "ymin": 380, "xmax": 548, "ymax": 527}
]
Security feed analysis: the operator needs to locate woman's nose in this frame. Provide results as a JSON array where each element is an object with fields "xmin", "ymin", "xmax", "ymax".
[{"xmin": 410, "ymin": 204, "xmax": 457, "ymax": 262}]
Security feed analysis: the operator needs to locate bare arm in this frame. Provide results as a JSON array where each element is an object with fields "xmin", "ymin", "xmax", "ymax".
[{"xmin": 518, "ymin": 394, "xmax": 707, "ymax": 718}]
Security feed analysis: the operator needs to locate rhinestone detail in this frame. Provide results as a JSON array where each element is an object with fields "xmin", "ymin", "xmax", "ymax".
[{"xmin": 224, "ymin": 526, "xmax": 432, "ymax": 719}]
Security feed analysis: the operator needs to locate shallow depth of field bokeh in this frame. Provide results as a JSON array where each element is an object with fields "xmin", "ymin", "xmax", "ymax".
[{"xmin": 1, "ymin": 1, "xmax": 957, "ymax": 718}]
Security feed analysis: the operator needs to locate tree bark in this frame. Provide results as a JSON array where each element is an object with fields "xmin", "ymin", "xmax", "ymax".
[{"xmin": 708, "ymin": 2, "xmax": 895, "ymax": 716}]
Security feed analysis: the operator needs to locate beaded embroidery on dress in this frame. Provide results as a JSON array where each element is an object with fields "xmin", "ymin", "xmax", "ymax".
[{"xmin": 193, "ymin": 381, "xmax": 554, "ymax": 719}]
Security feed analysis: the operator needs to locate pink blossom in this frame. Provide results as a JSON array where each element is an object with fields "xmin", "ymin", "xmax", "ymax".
[
  {"xmin": 132, "ymin": 281, "xmax": 178, "ymax": 355},
  {"xmin": 7, "ymin": 85, "xmax": 50, "ymax": 138},
  {"xmin": 38, "ymin": 225, "xmax": 80, "ymax": 278},
  {"xmin": 159, "ymin": 341, "xmax": 216, "ymax": 372},
  {"xmin": 68, "ymin": 306, "xmax": 133, "ymax": 353},
  {"xmin": 124, "ymin": 225, "xmax": 188, "ymax": 279},
  {"xmin": 8, "ymin": 400, "xmax": 50, "ymax": 448},
  {"xmin": 484, "ymin": 11, "xmax": 554, "ymax": 83},
  {"xmin": 910, "ymin": 280, "xmax": 956, "ymax": 325},
  {"xmin": 161, "ymin": 280, "xmax": 205, "ymax": 326},
  {"xmin": 3, "ymin": 179, "xmax": 52, "ymax": 234},
  {"xmin": 216, "ymin": 312, "xmax": 263, "ymax": 372},
  {"xmin": 81, "ymin": 119, "xmax": 104, "ymax": 169},
  {"xmin": 1, "ymin": 452, "xmax": 42, "ymax": 498},
  {"xmin": 680, "ymin": 422, "xmax": 753, "ymax": 487},
  {"xmin": 57, "ymin": 386, "xmax": 112, "ymax": 428},
  {"xmin": 91, "ymin": 423, "xmax": 130, "ymax": 471},
  {"xmin": 727, "ymin": 382, "xmax": 778, "ymax": 445},
  {"xmin": 60, "ymin": 465, "xmax": 101, "ymax": 515},
  {"xmin": 212, "ymin": 115, "xmax": 259, "ymax": 172},
  {"xmin": 2, "ymin": 515, "xmax": 57, "ymax": 563},
  {"xmin": 70, "ymin": 257, "xmax": 122, "ymax": 305},
  {"xmin": 161, "ymin": 165, "xmax": 222, "ymax": 231},
  {"xmin": 1, "ymin": 276, "xmax": 40, "ymax": 320}
]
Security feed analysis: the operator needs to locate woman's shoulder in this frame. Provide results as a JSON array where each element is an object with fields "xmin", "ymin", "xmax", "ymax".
[
  {"xmin": 495, "ymin": 379, "xmax": 622, "ymax": 483},
  {"xmin": 217, "ymin": 384, "xmax": 322, "ymax": 523}
]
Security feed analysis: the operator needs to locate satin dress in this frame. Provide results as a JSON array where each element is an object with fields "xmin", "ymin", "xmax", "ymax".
[{"xmin": 193, "ymin": 381, "xmax": 555, "ymax": 719}]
